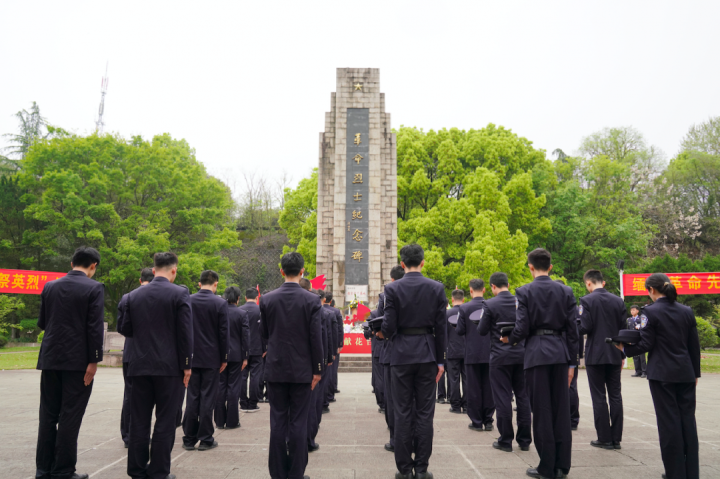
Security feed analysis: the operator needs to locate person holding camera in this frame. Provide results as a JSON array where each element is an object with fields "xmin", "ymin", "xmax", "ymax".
[{"xmin": 627, "ymin": 305, "xmax": 648, "ymax": 378}]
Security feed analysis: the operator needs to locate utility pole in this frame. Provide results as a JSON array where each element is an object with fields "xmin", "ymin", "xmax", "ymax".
[{"xmin": 95, "ymin": 63, "xmax": 109, "ymax": 134}]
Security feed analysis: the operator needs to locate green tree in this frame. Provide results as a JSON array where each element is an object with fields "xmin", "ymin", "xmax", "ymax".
[
  {"xmin": 0, "ymin": 294, "xmax": 25, "ymax": 336},
  {"xmin": 681, "ymin": 116, "xmax": 720, "ymax": 156},
  {"xmin": 278, "ymin": 170, "xmax": 318, "ymax": 277}
]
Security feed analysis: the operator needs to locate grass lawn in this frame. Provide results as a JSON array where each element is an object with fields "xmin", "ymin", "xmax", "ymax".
[
  {"xmin": 628, "ymin": 355, "xmax": 720, "ymax": 374},
  {"xmin": 0, "ymin": 351, "xmax": 39, "ymax": 370},
  {"xmin": 0, "ymin": 345, "xmax": 41, "ymax": 353}
]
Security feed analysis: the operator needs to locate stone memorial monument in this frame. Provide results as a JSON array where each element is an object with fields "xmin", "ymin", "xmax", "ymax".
[{"xmin": 316, "ymin": 68, "xmax": 398, "ymax": 308}]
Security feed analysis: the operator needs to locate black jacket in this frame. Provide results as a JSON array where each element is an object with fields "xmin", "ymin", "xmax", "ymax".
[
  {"xmin": 189, "ymin": 289, "xmax": 229, "ymax": 369},
  {"xmin": 117, "ymin": 276, "xmax": 193, "ymax": 376},
  {"xmin": 578, "ymin": 288, "xmax": 626, "ymax": 366},
  {"xmin": 324, "ymin": 304, "xmax": 343, "ymax": 350},
  {"xmin": 509, "ymin": 275, "xmax": 578, "ymax": 369},
  {"xmin": 260, "ymin": 282, "xmax": 324, "ymax": 382},
  {"xmin": 240, "ymin": 301, "xmax": 265, "ymax": 356},
  {"xmin": 478, "ymin": 291, "xmax": 525, "ymax": 366},
  {"xmin": 446, "ymin": 305, "xmax": 465, "ymax": 360},
  {"xmin": 118, "ymin": 294, "xmax": 133, "ymax": 363},
  {"xmin": 625, "ymin": 298, "xmax": 701, "ymax": 382},
  {"xmin": 456, "ymin": 297, "xmax": 490, "ymax": 365},
  {"xmin": 227, "ymin": 304, "xmax": 250, "ymax": 363},
  {"xmin": 37, "ymin": 270, "xmax": 105, "ymax": 371}
]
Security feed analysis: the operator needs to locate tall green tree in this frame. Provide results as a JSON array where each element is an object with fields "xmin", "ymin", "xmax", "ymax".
[
  {"xmin": 278, "ymin": 170, "xmax": 318, "ymax": 277},
  {"xmin": 681, "ymin": 116, "xmax": 720, "ymax": 156}
]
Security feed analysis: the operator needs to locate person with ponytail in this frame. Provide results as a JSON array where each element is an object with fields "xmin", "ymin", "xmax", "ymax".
[{"xmin": 615, "ymin": 273, "xmax": 701, "ymax": 479}]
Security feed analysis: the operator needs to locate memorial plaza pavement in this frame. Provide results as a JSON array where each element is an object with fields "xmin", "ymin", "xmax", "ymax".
[{"xmin": 1, "ymin": 368, "xmax": 719, "ymax": 479}]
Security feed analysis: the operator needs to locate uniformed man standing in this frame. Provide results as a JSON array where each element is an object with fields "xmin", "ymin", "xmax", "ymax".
[
  {"xmin": 182, "ymin": 270, "xmax": 228, "ymax": 451},
  {"xmin": 456, "ymin": 279, "xmax": 495, "ymax": 432},
  {"xmin": 371, "ymin": 307, "xmax": 385, "ymax": 410},
  {"xmin": 118, "ymin": 252, "xmax": 193, "ymax": 479},
  {"xmin": 307, "ymin": 289, "xmax": 333, "ymax": 452},
  {"xmin": 322, "ymin": 291, "xmax": 343, "ymax": 403},
  {"xmin": 35, "ymin": 246, "xmax": 105, "ymax": 479},
  {"xmin": 627, "ymin": 305, "xmax": 647, "ymax": 378},
  {"xmin": 478, "ymin": 272, "xmax": 531, "ymax": 452},
  {"xmin": 578, "ymin": 269, "xmax": 626, "ymax": 450},
  {"xmin": 446, "ymin": 289, "xmax": 467, "ymax": 414},
  {"xmin": 214, "ymin": 286, "xmax": 249, "ymax": 429},
  {"xmin": 503, "ymin": 248, "xmax": 578, "ymax": 479},
  {"xmin": 240, "ymin": 287, "xmax": 266, "ymax": 411},
  {"xmin": 260, "ymin": 252, "xmax": 323, "ymax": 479},
  {"xmin": 555, "ymin": 280, "xmax": 583, "ymax": 432},
  {"xmin": 380, "ymin": 244, "xmax": 447, "ymax": 479},
  {"xmin": 316, "ymin": 291, "xmax": 337, "ymax": 415},
  {"xmin": 119, "ymin": 267, "xmax": 154, "ymax": 448}
]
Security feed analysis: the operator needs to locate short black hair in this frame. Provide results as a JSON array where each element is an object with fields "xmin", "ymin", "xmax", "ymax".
[
  {"xmin": 317, "ymin": 289, "xmax": 327, "ymax": 300},
  {"xmin": 299, "ymin": 277, "xmax": 311, "ymax": 291},
  {"xmin": 199, "ymin": 270, "xmax": 219, "ymax": 286},
  {"xmin": 330, "ymin": 299, "xmax": 336, "ymax": 307},
  {"xmin": 325, "ymin": 291, "xmax": 334, "ymax": 302},
  {"xmin": 224, "ymin": 286, "xmax": 242, "ymax": 304},
  {"xmin": 583, "ymin": 269, "xmax": 604, "ymax": 284},
  {"xmin": 451, "ymin": 289, "xmax": 465, "ymax": 301},
  {"xmin": 154, "ymin": 252, "xmax": 178, "ymax": 269},
  {"xmin": 630, "ymin": 304, "xmax": 640, "ymax": 311},
  {"xmin": 489, "ymin": 272, "xmax": 509, "ymax": 288},
  {"xmin": 400, "ymin": 244, "xmax": 424, "ymax": 268},
  {"xmin": 527, "ymin": 248, "xmax": 551, "ymax": 271},
  {"xmin": 140, "ymin": 267, "xmax": 154, "ymax": 283},
  {"xmin": 390, "ymin": 265, "xmax": 405, "ymax": 281},
  {"xmin": 245, "ymin": 287, "xmax": 258, "ymax": 300},
  {"xmin": 469, "ymin": 278, "xmax": 485, "ymax": 291},
  {"xmin": 72, "ymin": 246, "xmax": 101, "ymax": 268},
  {"xmin": 281, "ymin": 251, "xmax": 304, "ymax": 277}
]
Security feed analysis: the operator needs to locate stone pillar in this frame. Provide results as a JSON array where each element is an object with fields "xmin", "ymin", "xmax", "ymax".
[{"xmin": 317, "ymin": 68, "xmax": 397, "ymax": 308}]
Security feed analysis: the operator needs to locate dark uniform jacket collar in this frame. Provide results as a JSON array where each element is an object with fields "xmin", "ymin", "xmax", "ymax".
[
  {"xmin": 281, "ymin": 281, "xmax": 301, "ymax": 289},
  {"xmin": 196, "ymin": 289, "xmax": 214, "ymax": 295},
  {"xmin": 497, "ymin": 291, "xmax": 513, "ymax": 297},
  {"xmin": 152, "ymin": 276, "xmax": 170, "ymax": 284},
  {"xmin": 532, "ymin": 275, "xmax": 552, "ymax": 282},
  {"xmin": 66, "ymin": 270, "xmax": 88, "ymax": 277},
  {"xmin": 404, "ymin": 272, "xmax": 423, "ymax": 277},
  {"xmin": 591, "ymin": 287, "xmax": 608, "ymax": 294},
  {"xmin": 471, "ymin": 296, "xmax": 485, "ymax": 303}
]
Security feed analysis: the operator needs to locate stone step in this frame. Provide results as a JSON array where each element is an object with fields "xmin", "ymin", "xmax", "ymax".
[
  {"xmin": 339, "ymin": 362, "xmax": 374, "ymax": 369},
  {"xmin": 338, "ymin": 366, "xmax": 373, "ymax": 373}
]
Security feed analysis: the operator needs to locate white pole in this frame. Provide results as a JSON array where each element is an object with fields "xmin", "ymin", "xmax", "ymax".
[{"xmin": 619, "ymin": 269, "xmax": 624, "ymax": 300}]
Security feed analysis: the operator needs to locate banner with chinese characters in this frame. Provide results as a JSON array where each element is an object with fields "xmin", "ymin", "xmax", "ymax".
[
  {"xmin": 341, "ymin": 333, "xmax": 372, "ymax": 354},
  {"xmin": 622, "ymin": 272, "xmax": 720, "ymax": 296},
  {"xmin": 0, "ymin": 269, "xmax": 67, "ymax": 295}
]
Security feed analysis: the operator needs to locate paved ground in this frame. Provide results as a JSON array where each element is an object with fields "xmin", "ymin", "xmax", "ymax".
[{"xmin": 2, "ymin": 368, "xmax": 719, "ymax": 479}]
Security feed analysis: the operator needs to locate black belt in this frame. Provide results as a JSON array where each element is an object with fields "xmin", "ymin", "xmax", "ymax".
[
  {"xmin": 531, "ymin": 329, "xmax": 562, "ymax": 336},
  {"xmin": 398, "ymin": 327, "xmax": 433, "ymax": 335}
]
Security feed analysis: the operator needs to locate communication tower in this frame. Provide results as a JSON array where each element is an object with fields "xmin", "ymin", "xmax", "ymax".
[{"xmin": 95, "ymin": 63, "xmax": 109, "ymax": 134}]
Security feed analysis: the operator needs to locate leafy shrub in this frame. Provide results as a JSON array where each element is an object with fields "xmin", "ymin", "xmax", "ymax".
[
  {"xmin": 0, "ymin": 335, "xmax": 7, "ymax": 348},
  {"xmin": 19, "ymin": 319, "xmax": 38, "ymax": 331},
  {"xmin": 696, "ymin": 317, "xmax": 718, "ymax": 350},
  {"xmin": 37, "ymin": 331, "xmax": 44, "ymax": 343}
]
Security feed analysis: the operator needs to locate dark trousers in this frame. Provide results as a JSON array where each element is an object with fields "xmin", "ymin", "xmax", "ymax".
[
  {"xmin": 382, "ymin": 363, "xmax": 395, "ymax": 446},
  {"xmin": 525, "ymin": 364, "xmax": 572, "ymax": 478},
  {"xmin": 36, "ymin": 370, "xmax": 93, "ymax": 479},
  {"xmin": 182, "ymin": 367, "xmax": 219, "ymax": 446},
  {"xmin": 586, "ymin": 364, "xmax": 623, "ymax": 443},
  {"xmin": 121, "ymin": 362, "xmax": 132, "ymax": 445},
  {"xmin": 569, "ymin": 367, "xmax": 580, "ymax": 428},
  {"xmin": 436, "ymin": 370, "xmax": 446, "ymax": 400},
  {"xmin": 490, "ymin": 363, "xmax": 531, "ymax": 449},
  {"xmin": 465, "ymin": 362, "xmax": 495, "ymax": 427},
  {"xmin": 634, "ymin": 354, "xmax": 647, "ymax": 374},
  {"xmin": 373, "ymin": 356, "xmax": 385, "ymax": 407},
  {"xmin": 240, "ymin": 355, "xmax": 263, "ymax": 409},
  {"xmin": 308, "ymin": 371, "xmax": 328, "ymax": 447},
  {"xmin": 649, "ymin": 380, "xmax": 699, "ymax": 479},
  {"xmin": 127, "ymin": 375, "xmax": 184, "ymax": 479},
  {"xmin": 267, "ymin": 381, "xmax": 312, "ymax": 479},
  {"xmin": 392, "ymin": 362, "xmax": 437, "ymax": 475},
  {"xmin": 261, "ymin": 357, "xmax": 267, "ymax": 400},
  {"xmin": 446, "ymin": 358, "xmax": 466, "ymax": 410},
  {"xmin": 331, "ymin": 353, "xmax": 340, "ymax": 394},
  {"xmin": 214, "ymin": 362, "xmax": 243, "ymax": 428}
]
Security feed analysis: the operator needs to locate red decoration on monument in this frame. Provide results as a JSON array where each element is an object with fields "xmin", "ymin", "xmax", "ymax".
[
  {"xmin": 622, "ymin": 272, "xmax": 720, "ymax": 296},
  {"xmin": 353, "ymin": 303, "xmax": 372, "ymax": 323},
  {"xmin": 0, "ymin": 269, "xmax": 67, "ymax": 295},
  {"xmin": 309, "ymin": 274, "xmax": 326, "ymax": 290}
]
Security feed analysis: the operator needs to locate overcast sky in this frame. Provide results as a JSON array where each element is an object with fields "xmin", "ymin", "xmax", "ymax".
[{"xmin": 1, "ymin": 1, "xmax": 718, "ymax": 192}]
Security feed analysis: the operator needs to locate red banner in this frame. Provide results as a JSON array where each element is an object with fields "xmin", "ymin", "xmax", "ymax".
[
  {"xmin": 623, "ymin": 272, "xmax": 720, "ymax": 296},
  {"xmin": 340, "ymin": 333, "xmax": 372, "ymax": 354},
  {"xmin": 0, "ymin": 269, "xmax": 67, "ymax": 295}
]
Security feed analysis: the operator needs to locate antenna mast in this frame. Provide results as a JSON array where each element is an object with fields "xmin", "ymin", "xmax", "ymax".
[{"xmin": 95, "ymin": 63, "xmax": 109, "ymax": 134}]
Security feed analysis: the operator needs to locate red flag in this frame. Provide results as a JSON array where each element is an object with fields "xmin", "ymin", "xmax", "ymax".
[
  {"xmin": 353, "ymin": 303, "xmax": 372, "ymax": 323},
  {"xmin": 256, "ymin": 284, "xmax": 261, "ymax": 299},
  {"xmin": 310, "ymin": 274, "xmax": 326, "ymax": 290}
]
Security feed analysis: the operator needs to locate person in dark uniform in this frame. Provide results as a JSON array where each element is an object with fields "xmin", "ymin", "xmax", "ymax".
[
  {"xmin": 260, "ymin": 252, "xmax": 323, "ymax": 479},
  {"xmin": 502, "ymin": 248, "xmax": 578, "ymax": 479},
  {"xmin": 307, "ymin": 289, "xmax": 333, "ymax": 452},
  {"xmin": 118, "ymin": 252, "xmax": 193, "ymax": 479},
  {"xmin": 214, "ymin": 286, "xmax": 249, "ymax": 430},
  {"xmin": 316, "ymin": 291, "xmax": 337, "ymax": 414},
  {"xmin": 323, "ymin": 291, "xmax": 343, "ymax": 402},
  {"xmin": 120, "ymin": 267, "xmax": 154, "ymax": 448},
  {"xmin": 478, "ymin": 272, "xmax": 531, "ymax": 452},
  {"xmin": 240, "ymin": 287, "xmax": 266, "ymax": 412},
  {"xmin": 379, "ymin": 265, "xmax": 405, "ymax": 453},
  {"xmin": 446, "ymin": 289, "xmax": 467, "ymax": 414},
  {"xmin": 627, "ymin": 305, "xmax": 648, "ymax": 378},
  {"xmin": 379, "ymin": 244, "xmax": 447, "ymax": 479},
  {"xmin": 616, "ymin": 274, "xmax": 700, "ymax": 479},
  {"xmin": 371, "ymin": 308, "xmax": 385, "ymax": 410},
  {"xmin": 555, "ymin": 279, "xmax": 583, "ymax": 432},
  {"xmin": 182, "ymin": 270, "xmax": 228, "ymax": 451},
  {"xmin": 456, "ymin": 279, "xmax": 495, "ymax": 432},
  {"xmin": 260, "ymin": 289, "xmax": 272, "ymax": 403},
  {"xmin": 35, "ymin": 246, "xmax": 105, "ymax": 479},
  {"xmin": 578, "ymin": 269, "xmax": 626, "ymax": 450}
]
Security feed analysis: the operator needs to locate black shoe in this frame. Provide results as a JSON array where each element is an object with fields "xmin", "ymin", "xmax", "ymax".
[
  {"xmin": 245, "ymin": 405, "xmax": 260, "ymax": 413},
  {"xmin": 182, "ymin": 443, "xmax": 196, "ymax": 451},
  {"xmin": 329, "ymin": 398, "xmax": 336, "ymax": 402},
  {"xmin": 322, "ymin": 407, "xmax": 330, "ymax": 414},
  {"xmin": 641, "ymin": 373, "xmax": 647, "ymax": 378},
  {"xmin": 449, "ymin": 407, "xmax": 463, "ymax": 414},
  {"xmin": 662, "ymin": 475, "xmax": 667, "ymax": 479},
  {"xmin": 226, "ymin": 423, "xmax": 241, "ymax": 429},
  {"xmin": 555, "ymin": 470, "xmax": 567, "ymax": 478},
  {"xmin": 436, "ymin": 398, "xmax": 441, "ymax": 403},
  {"xmin": 385, "ymin": 443, "xmax": 394, "ymax": 452},
  {"xmin": 520, "ymin": 445, "xmax": 530, "ymax": 451},
  {"xmin": 571, "ymin": 424, "xmax": 578, "ymax": 431},
  {"xmin": 631, "ymin": 373, "xmax": 642, "ymax": 377},
  {"xmin": 484, "ymin": 424, "xmax": 494, "ymax": 431},
  {"xmin": 378, "ymin": 407, "xmax": 385, "ymax": 413},
  {"xmin": 468, "ymin": 424, "xmax": 484, "ymax": 432},
  {"xmin": 513, "ymin": 406, "xmax": 518, "ymax": 411},
  {"xmin": 416, "ymin": 473, "xmax": 434, "ymax": 479},
  {"xmin": 166, "ymin": 475, "xmax": 176, "ymax": 479},
  {"xmin": 438, "ymin": 398, "xmax": 446, "ymax": 404},
  {"xmin": 308, "ymin": 443, "xmax": 320, "ymax": 452},
  {"xmin": 124, "ymin": 442, "xmax": 129, "ymax": 449},
  {"xmin": 216, "ymin": 425, "xmax": 226, "ymax": 429},
  {"xmin": 590, "ymin": 440, "xmax": 614, "ymax": 450},
  {"xmin": 395, "ymin": 473, "xmax": 413, "ymax": 479},
  {"xmin": 334, "ymin": 389, "xmax": 340, "ymax": 393},
  {"xmin": 462, "ymin": 408, "xmax": 467, "ymax": 414},
  {"xmin": 198, "ymin": 440, "xmax": 218, "ymax": 451},
  {"xmin": 70, "ymin": 475, "xmax": 90, "ymax": 479},
  {"xmin": 613, "ymin": 442, "xmax": 621, "ymax": 449},
  {"xmin": 526, "ymin": 468, "xmax": 553, "ymax": 479},
  {"xmin": 492, "ymin": 441, "xmax": 512, "ymax": 452}
]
